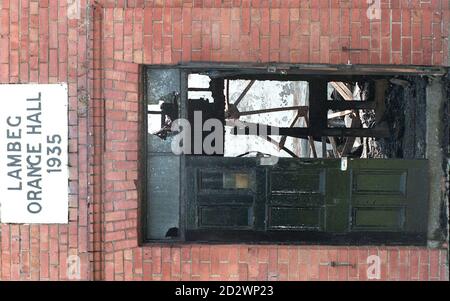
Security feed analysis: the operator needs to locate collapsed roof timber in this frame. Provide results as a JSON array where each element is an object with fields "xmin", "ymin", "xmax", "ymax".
[
  {"xmin": 143, "ymin": 64, "xmax": 449, "ymax": 246},
  {"xmin": 149, "ymin": 65, "xmax": 445, "ymax": 159}
]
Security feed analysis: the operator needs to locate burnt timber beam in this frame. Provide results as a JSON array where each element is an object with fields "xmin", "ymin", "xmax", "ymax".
[
  {"xmin": 278, "ymin": 110, "xmax": 303, "ymax": 149},
  {"xmin": 188, "ymin": 87, "xmax": 211, "ymax": 91},
  {"xmin": 340, "ymin": 114, "xmax": 362, "ymax": 156},
  {"xmin": 225, "ymin": 79, "xmax": 230, "ymax": 107},
  {"xmin": 328, "ymin": 110, "xmax": 353, "ymax": 119},
  {"xmin": 282, "ymin": 127, "xmax": 389, "ymax": 138},
  {"xmin": 180, "ymin": 62, "xmax": 447, "ymax": 76},
  {"xmin": 329, "ymin": 137, "xmax": 338, "ymax": 157},
  {"xmin": 330, "ymin": 82, "xmax": 353, "ymax": 100},
  {"xmin": 261, "ymin": 135, "xmax": 299, "ymax": 158},
  {"xmin": 239, "ymin": 106, "xmax": 308, "ymax": 116},
  {"xmin": 230, "ymin": 125, "xmax": 389, "ymax": 138},
  {"xmin": 308, "ymin": 79, "xmax": 328, "ymax": 133},
  {"xmin": 234, "ymin": 80, "xmax": 255, "ymax": 107},
  {"xmin": 302, "ymin": 114, "xmax": 318, "ymax": 158},
  {"xmin": 321, "ymin": 137, "xmax": 327, "ymax": 158},
  {"xmin": 327, "ymin": 101, "xmax": 375, "ymax": 110}
]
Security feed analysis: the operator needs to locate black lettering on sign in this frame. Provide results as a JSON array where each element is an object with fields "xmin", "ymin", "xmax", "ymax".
[
  {"xmin": 46, "ymin": 134, "xmax": 62, "ymax": 173},
  {"xmin": 6, "ymin": 116, "xmax": 22, "ymax": 191},
  {"xmin": 4, "ymin": 91, "xmax": 64, "ymax": 216},
  {"xmin": 26, "ymin": 93, "xmax": 42, "ymax": 135},
  {"xmin": 27, "ymin": 202, "xmax": 42, "ymax": 214}
]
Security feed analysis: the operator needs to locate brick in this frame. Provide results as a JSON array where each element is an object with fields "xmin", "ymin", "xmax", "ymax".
[
  {"xmin": 392, "ymin": 24, "xmax": 401, "ymax": 51},
  {"xmin": 211, "ymin": 21, "xmax": 221, "ymax": 50},
  {"xmin": 340, "ymin": 9, "xmax": 350, "ymax": 36},
  {"xmin": 260, "ymin": 8, "xmax": 270, "ymax": 33},
  {"xmin": 388, "ymin": 249, "xmax": 400, "ymax": 280},
  {"xmin": 287, "ymin": 249, "xmax": 299, "ymax": 280},
  {"xmin": 422, "ymin": 9, "xmax": 432, "ymax": 37},
  {"xmin": 423, "ymin": 38, "xmax": 433, "ymax": 64},
  {"xmin": 402, "ymin": 37, "xmax": 412, "ymax": 64},
  {"xmin": 200, "ymin": 262, "xmax": 210, "ymax": 280},
  {"xmin": 280, "ymin": 8, "xmax": 289, "ymax": 35},
  {"xmin": 105, "ymin": 211, "xmax": 126, "ymax": 222},
  {"xmin": 429, "ymin": 249, "xmax": 440, "ymax": 279},
  {"xmin": 257, "ymin": 263, "xmax": 268, "ymax": 281},
  {"xmin": 381, "ymin": 10, "xmax": 391, "ymax": 38},
  {"xmin": 270, "ymin": 22, "xmax": 280, "ymax": 50},
  {"xmin": 257, "ymin": 247, "xmax": 269, "ymax": 263},
  {"xmin": 267, "ymin": 247, "xmax": 278, "ymax": 280},
  {"xmin": 247, "ymin": 248, "xmax": 259, "ymax": 279},
  {"xmin": 410, "ymin": 249, "xmax": 420, "ymax": 280},
  {"xmin": 181, "ymin": 262, "xmax": 191, "ymax": 280},
  {"xmin": 242, "ymin": 7, "xmax": 250, "ymax": 34},
  {"xmin": 171, "ymin": 248, "xmax": 181, "ymax": 277},
  {"xmin": 402, "ymin": 9, "xmax": 411, "ymax": 36},
  {"xmin": 370, "ymin": 21, "xmax": 381, "ymax": 49},
  {"xmin": 320, "ymin": 36, "xmax": 330, "ymax": 63},
  {"xmin": 319, "ymin": 264, "xmax": 328, "ymax": 280},
  {"xmin": 320, "ymin": 9, "xmax": 330, "ymax": 36}
]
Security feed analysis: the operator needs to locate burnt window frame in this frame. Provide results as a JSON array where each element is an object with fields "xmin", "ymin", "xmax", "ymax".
[{"xmin": 138, "ymin": 63, "xmax": 448, "ymax": 246}]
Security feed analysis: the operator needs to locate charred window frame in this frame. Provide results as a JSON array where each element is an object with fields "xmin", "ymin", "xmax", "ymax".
[{"xmin": 140, "ymin": 63, "xmax": 448, "ymax": 245}]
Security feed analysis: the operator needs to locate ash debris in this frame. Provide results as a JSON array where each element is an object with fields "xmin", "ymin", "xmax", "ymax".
[{"xmin": 363, "ymin": 77, "xmax": 427, "ymax": 159}]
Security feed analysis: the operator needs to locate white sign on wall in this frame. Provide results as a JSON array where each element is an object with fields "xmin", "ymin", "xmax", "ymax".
[{"xmin": 0, "ymin": 84, "xmax": 69, "ymax": 224}]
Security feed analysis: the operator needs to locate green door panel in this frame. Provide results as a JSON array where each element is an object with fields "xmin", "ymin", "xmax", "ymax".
[
  {"xmin": 199, "ymin": 206, "xmax": 253, "ymax": 228},
  {"xmin": 348, "ymin": 159, "xmax": 428, "ymax": 233},
  {"xmin": 352, "ymin": 171, "xmax": 407, "ymax": 195},
  {"xmin": 268, "ymin": 166, "xmax": 326, "ymax": 231},
  {"xmin": 324, "ymin": 168, "xmax": 350, "ymax": 233},
  {"xmin": 268, "ymin": 207, "xmax": 323, "ymax": 230},
  {"xmin": 184, "ymin": 157, "xmax": 429, "ymax": 243},
  {"xmin": 270, "ymin": 170, "xmax": 325, "ymax": 194},
  {"xmin": 352, "ymin": 207, "xmax": 405, "ymax": 230},
  {"xmin": 185, "ymin": 157, "xmax": 259, "ymax": 231}
]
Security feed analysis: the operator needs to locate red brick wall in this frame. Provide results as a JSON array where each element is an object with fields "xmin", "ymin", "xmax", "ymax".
[
  {"xmin": 0, "ymin": 0, "xmax": 448, "ymax": 281},
  {"xmin": 98, "ymin": 1, "xmax": 449, "ymax": 65},
  {"xmin": 0, "ymin": 0, "xmax": 92, "ymax": 280}
]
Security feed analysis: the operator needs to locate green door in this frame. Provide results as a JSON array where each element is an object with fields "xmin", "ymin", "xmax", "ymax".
[{"xmin": 185, "ymin": 157, "xmax": 428, "ymax": 245}]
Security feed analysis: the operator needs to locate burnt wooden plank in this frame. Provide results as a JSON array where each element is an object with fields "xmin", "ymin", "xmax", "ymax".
[
  {"xmin": 327, "ymin": 101, "xmax": 376, "ymax": 110},
  {"xmin": 231, "ymin": 125, "xmax": 389, "ymax": 138},
  {"xmin": 308, "ymin": 79, "xmax": 328, "ymax": 135},
  {"xmin": 414, "ymin": 77, "xmax": 427, "ymax": 158}
]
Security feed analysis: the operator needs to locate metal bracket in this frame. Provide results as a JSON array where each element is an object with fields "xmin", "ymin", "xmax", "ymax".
[{"xmin": 328, "ymin": 261, "xmax": 356, "ymax": 268}]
